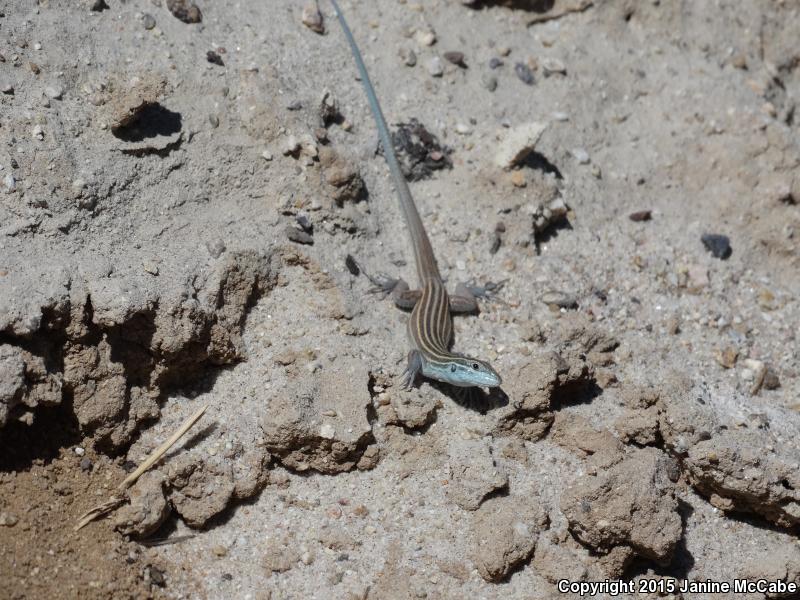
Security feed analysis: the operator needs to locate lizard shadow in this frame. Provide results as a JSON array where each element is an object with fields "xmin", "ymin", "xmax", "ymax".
[{"xmin": 429, "ymin": 381, "xmax": 509, "ymax": 413}]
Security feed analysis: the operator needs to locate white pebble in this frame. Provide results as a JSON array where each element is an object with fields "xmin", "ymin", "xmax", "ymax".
[
  {"xmin": 44, "ymin": 85, "xmax": 64, "ymax": 100},
  {"xmin": 572, "ymin": 148, "xmax": 590, "ymax": 164},
  {"xmin": 3, "ymin": 174, "xmax": 16, "ymax": 192},
  {"xmin": 426, "ymin": 57, "xmax": 443, "ymax": 78},
  {"xmin": 74, "ymin": 446, "xmax": 85, "ymax": 456},
  {"xmin": 454, "ymin": 123, "xmax": 472, "ymax": 135}
]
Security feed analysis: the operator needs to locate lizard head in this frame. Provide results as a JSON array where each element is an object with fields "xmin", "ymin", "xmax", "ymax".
[{"xmin": 430, "ymin": 355, "xmax": 502, "ymax": 388}]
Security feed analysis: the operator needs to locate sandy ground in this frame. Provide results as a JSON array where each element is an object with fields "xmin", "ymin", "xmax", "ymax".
[{"xmin": 1, "ymin": 0, "xmax": 800, "ymax": 599}]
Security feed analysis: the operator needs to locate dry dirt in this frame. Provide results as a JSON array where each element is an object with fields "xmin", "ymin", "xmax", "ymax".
[{"xmin": 1, "ymin": 0, "xmax": 800, "ymax": 599}]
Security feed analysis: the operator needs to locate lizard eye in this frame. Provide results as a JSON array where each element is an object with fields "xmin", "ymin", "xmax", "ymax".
[
  {"xmin": 450, "ymin": 364, "xmax": 457, "ymax": 373},
  {"xmin": 472, "ymin": 363, "xmax": 479, "ymax": 370}
]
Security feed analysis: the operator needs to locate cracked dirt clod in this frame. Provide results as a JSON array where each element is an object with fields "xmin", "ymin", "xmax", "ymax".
[
  {"xmin": 684, "ymin": 432, "xmax": 800, "ymax": 529},
  {"xmin": 469, "ymin": 494, "xmax": 549, "ymax": 582},
  {"xmin": 561, "ymin": 447, "xmax": 683, "ymax": 576},
  {"xmin": 114, "ymin": 471, "xmax": 169, "ymax": 537},
  {"xmin": 1, "ymin": 250, "xmax": 279, "ymax": 450},
  {"xmin": 491, "ymin": 349, "xmax": 594, "ymax": 440},
  {"xmin": 105, "ymin": 73, "xmax": 168, "ymax": 132},
  {"xmin": 445, "ymin": 438, "xmax": 508, "ymax": 511},
  {"xmin": 261, "ymin": 356, "xmax": 375, "ymax": 474},
  {"xmin": 549, "ymin": 412, "xmax": 624, "ymax": 469}
]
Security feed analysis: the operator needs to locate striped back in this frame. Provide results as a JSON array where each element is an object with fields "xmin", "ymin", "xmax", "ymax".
[{"xmin": 408, "ymin": 278, "xmax": 454, "ymax": 360}]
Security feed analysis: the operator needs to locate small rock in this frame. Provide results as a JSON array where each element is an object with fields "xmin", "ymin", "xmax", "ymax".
[
  {"xmin": 166, "ymin": 0, "xmax": 202, "ymax": 23},
  {"xmin": 493, "ymin": 121, "xmax": 547, "ymax": 169},
  {"xmin": 286, "ymin": 225, "xmax": 314, "ymax": 245},
  {"xmin": 701, "ymin": 233, "xmax": 732, "ymax": 259},
  {"xmin": 510, "ymin": 170, "xmax": 526, "ymax": 188},
  {"xmin": 205, "ymin": 239, "xmax": 226, "ymax": 258},
  {"xmin": 212, "ymin": 545, "xmax": 228, "ymax": 557},
  {"xmin": 443, "ymin": 51, "xmax": 466, "ymax": 67},
  {"xmin": 541, "ymin": 57, "xmax": 566, "ymax": 76},
  {"xmin": 763, "ymin": 366, "xmax": 780, "ymax": 390},
  {"xmin": 454, "ymin": 123, "xmax": 471, "ymax": 135},
  {"xmin": 208, "ymin": 114, "xmax": 219, "ymax": 128},
  {"xmin": 414, "ymin": 27, "xmax": 436, "ymax": 47},
  {"xmin": 142, "ymin": 13, "xmax": 156, "ymax": 29},
  {"xmin": 514, "ymin": 62, "xmax": 535, "ymax": 85},
  {"xmin": 400, "ymin": 47, "xmax": 417, "ymax": 67},
  {"xmin": 44, "ymin": 84, "xmax": 64, "ymax": 100},
  {"xmin": 261, "ymin": 150, "xmax": 273, "ymax": 161},
  {"xmin": 0, "ymin": 512, "xmax": 19, "ymax": 527},
  {"xmin": 32, "ymin": 125, "xmax": 44, "ymax": 141},
  {"xmin": 301, "ymin": 3, "xmax": 325, "ymax": 34},
  {"xmin": 207, "ymin": 50, "xmax": 224, "ymax": 66},
  {"xmin": 714, "ymin": 346, "xmax": 738, "ymax": 369},
  {"xmin": 541, "ymin": 290, "xmax": 577, "ymax": 309},
  {"xmin": 481, "ymin": 74, "xmax": 497, "ymax": 92},
  {"xmin": 489, "ymin": 57, "xmax": 504, "ymax": 70},
  {"xmin": 628, "ymin": 210, "xmax": 651, "ymax": 222},
  {"xmin": 80, "ymin": 457, "xmax": 93, "ymax": 472},
  {"xmin": 426, "ymin": 57, "xmax": 444, "ymax": 77},
  {"xmin": 74, "ymin": 446, "xmax": 86, "ymax": 456},
  {"xmin": 3, "ymin": 173, "xmax": 16, "ymax": 192},
  {"xmin": 571, "ymin": 148, "xmax": 590, "ymax": 164}
]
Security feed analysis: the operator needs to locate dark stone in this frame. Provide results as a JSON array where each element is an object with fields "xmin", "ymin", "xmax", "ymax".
[{"xmin": 701, "ymin": 233, "xmax": 732, "ymax": 259}]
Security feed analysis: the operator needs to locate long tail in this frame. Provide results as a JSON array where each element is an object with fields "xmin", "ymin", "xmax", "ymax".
[{"xmin": 329, "ymin": 0, "xmax": 440, "ymax": 282}]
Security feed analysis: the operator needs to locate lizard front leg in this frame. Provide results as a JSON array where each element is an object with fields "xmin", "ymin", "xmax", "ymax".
[{"xmin": 400, "ymin": 349, "xmax": 424, "ymax": 390}]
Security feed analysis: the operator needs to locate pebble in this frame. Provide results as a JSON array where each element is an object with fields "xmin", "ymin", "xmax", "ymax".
[
  {"xmin": 542, "ymin": 57, "xmax": 566, "ymax": 76},
  {"xmin": 489, "ymin": 57, "xmax": 503, "ymax": 69},
  {"xmin": 426, "ymin": 57, "xmax": 444, "ymax": 77},
  {"xmin": 443, "ymin": 51, "xmax": 465, "ymax": 67},
  {"xmin": 261, "ymin": 150, "xmax": 273, "ymax": 161},
  {"xmin": 286, "ymin": 225, "xmax": 313, "ymax": 245},
  {"xmin": 701, "ymin": 233, "xmax": 732, "ymax": 260},
  {"xmin": 714, "ymin": 346, "xmax": 738, "ymax": 369},
  {"xmin": 400, "ymin": 48, "xmax": 417, "ymax": 67},
  {"xmin": 44, "ymin": 84, "xmax": 64, "ymax": 100},
  {"xmin": 208, "ymin": 114, "xmax": 219, "ymax": 128},
  {"xmin": 510, "ymin": 171, "xmax": 526, "ymax": 187},
  {"xmin": 32, "ymin": 125, "xmax": 44, "ymax": 140},
  {"xmin": 80, "ymin": 457, "xmax": 93, "ymax": 472},
  {"xmin": 212, "ymin": 545, "xmax": 228, "ymax": 557},
  {"xmin": 414, "ymin": 28, "xmax": 436, "ymax": 47},
  {"xmin": 206, "ymin": 239, "xmax": 226, "ymax": 258},
  {"xmin": 628, "ymin": 210, "xmax": 652, "ymax": 222},
  {"xmin": 481, "ymin": 74, "xmax": 497, "ymax": 92},
  {"xmin": 301, "ymin": 4, "xmax": 325, "ymax": 34},
  {"xmin": 572, "ymin": 148, "xmax": 590, "ymax": 164},
  {"xmin": 74, "ymin": 446, "xmax": 85, "ymax": 456},
  {"xmin": 0, "ymin": 512, "xmax": 19, "ymax": 527},
  {"xmin": 3, "ymin": 173, "xmax": 16, "ymax": 192},
  {"xmin": 1, "ymin": 82, "xmax": 13, "ymax": 94},
  {"xmin": 514, "ymin": 62, "xmax": 535, "ymax": 85},
  {"xmin": 207, "ymin": 50, "xmax": 224, "ymax": 66},
  {"xmin": 142, "ymin": 13, "xmax": 156, "ymax": 29},
  {"xmin": 541, "ymin": 290, "xmax": 578, "ymax": 309},
  {"xmin": 551, "ymin": 111, "xmax": 569, "ymax": 121},
  {"xmin": 454, "ymin": 123, "xmax": 471, "ymax": 135}
]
